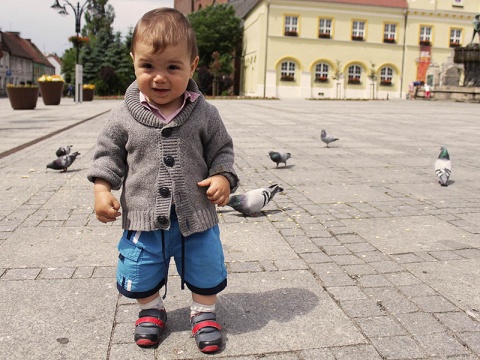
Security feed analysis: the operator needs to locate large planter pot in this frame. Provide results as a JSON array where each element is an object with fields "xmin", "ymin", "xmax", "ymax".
[
  {"xmin": 6, "ymin": 87, "xmax": 39, "ymax": 110},
  {"xmin": 82, "ymin": 88, "xmax": 95, "ymax": 101},
  {"xmin": 39, "ymin": 81, "xmax": 64, "ymax": 105}
]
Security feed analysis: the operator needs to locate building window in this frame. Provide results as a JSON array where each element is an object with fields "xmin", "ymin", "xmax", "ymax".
[
  {"xmin": 348, "ymin": 65, "xmax": 362, "ymax": 84},
  {"xmin": 450, "ymin": 28, "xmax": 462, "ymax": 47},
  {"xmin": 284, "ymin": 16, "xmax": 298, "ymax": 36},
  {"xmin": 319, "ymin": 18, "xmax": 332, "ymax": 38},
  {"xmin": 315, "ymin": 63, "xmax": 329, "ymax": 82},
  {"xmin": 419, "ymin": 26, "xmax": 432, "ymax": 45},
  {"xmin": 352, "ymin": 21, "xmax": 365, "ymax": 41},
  {"xmin": 380, "ymin": 67, "xmax": 393, "ymax": 86},
  {"xmin": 384, "ymin": 23, "xmax": 396, "ymax": 43},
  {"xmin": 280, "ymin": 61, "xmax": 296, "ymax": 81}
]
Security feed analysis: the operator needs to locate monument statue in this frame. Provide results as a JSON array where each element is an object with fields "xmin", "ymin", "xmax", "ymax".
[{"xmin": 471, "ymin": 14, "xmax": 480, "ymax": 43}]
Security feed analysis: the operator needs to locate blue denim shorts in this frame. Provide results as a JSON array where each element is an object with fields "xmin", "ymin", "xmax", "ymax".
[{"xmin": 116, "ymin": 215, "xmax": 227, "ymax": 299}]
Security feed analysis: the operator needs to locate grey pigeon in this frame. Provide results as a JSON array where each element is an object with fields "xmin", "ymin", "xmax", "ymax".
[
  {"xmin": 46, "ymin": 151, "xmax": 80, "ymax": 172},
  {"xmin": 56, "ymin": 145, "xmax": 73, "ymax": 157},
  {"xmin": 321, "ymin": 129, "xmax": 339, "ymax": 147},
  {"xmin": 227, "ymin": 184, "xmax": 284, "ymax": 216},
  {"xmin": 434, "ymin": 146, "xmax": 451, "ymax": 186},
  {"xmin": 268, "ymin": 151, "xmax": 291, "ymax": 167}
]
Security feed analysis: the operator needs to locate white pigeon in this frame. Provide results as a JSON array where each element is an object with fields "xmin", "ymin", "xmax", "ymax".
[
  {"xmin": 434, "ymin": 146, "xmax": 451, "ymax": 186},
  {"xmin": 227, "ymin": 184, "xmax": 284, "ymax": 216},
  {"xmin": 268, "ymin": 151, "xmax": 291, "ymax": 167},
  {"xmin": 56, "ymin": 145, "xmax": 73, "ymax": 157},
  {"xmin": 321, "ymin": 129, "xmax": 339, "ymax": 147},
  {"xmin": 46, "ymin": 152, "xmax": 81, "ymax": 172}
]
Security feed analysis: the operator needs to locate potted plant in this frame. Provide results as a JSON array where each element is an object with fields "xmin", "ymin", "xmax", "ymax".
[
  {"xmin": 6, "ymin": 83, "xmax": 39, "ymax": 110},
  {"xmin": 352, "ymin": 35, "xmax": 364, "ymax": 41},
  {"xmin": 450, "ymin": 41, "xmax": 460, "ymax": 48},
  {"xmin": 348, "ymin": 77, "xmax": 361, "ymax": 85},
  {"xmin": 38, "ymin": 74, "xmax": 64, "ymax": 105},
  {"xmin": 380, "ymin": 79, "xmax": 393, "ymax": 86},
  {"xmin": 319, "ymin": 32, "xmax": 331, "ymax": 39},
  {"xmin": 280, "ymin": 74, "xmax": 295, "ymax": 82},
  {"xmin": 315, "ymin": 76, "xmax": 329, "ymax": 83},
  {"xmin": 82, "ymin": 84, "xmax": 95, "ymax": 101},
  {"xmin": 284, "ymin": 30, "xmax": 298, "ymax": 37},
  {"xmin": 384, "ymin": 37, "xmax": 396, "ymax": 44},
  {"xmin": 419, "ymin": 40, "xmax": 431, "ymax": 46}
]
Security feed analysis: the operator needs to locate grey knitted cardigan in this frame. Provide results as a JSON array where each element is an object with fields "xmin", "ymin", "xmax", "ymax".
[{"xmin": 87, "ymin": 80, "xmax": 238, "ymax": 236}]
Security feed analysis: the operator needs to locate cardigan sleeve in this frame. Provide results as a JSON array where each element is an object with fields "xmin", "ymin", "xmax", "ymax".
[{"xmin": 87, "ymin": 107, "xmax": 129, "ymax": 190}]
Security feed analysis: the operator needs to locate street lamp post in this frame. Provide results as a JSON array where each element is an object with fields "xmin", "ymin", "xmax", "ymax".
[{"xmin": 51, "ymin": 0, "xmax": 97, "ymax": 103}]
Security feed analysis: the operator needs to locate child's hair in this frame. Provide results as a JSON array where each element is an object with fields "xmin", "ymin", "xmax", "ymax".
[{"xmin": 131, "ymin": 8, "xmax": 198, "ymax": 62}]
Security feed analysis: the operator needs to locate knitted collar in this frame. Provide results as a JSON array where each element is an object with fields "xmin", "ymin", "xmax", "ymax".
[{"xmin": 124, "ymin": 79, "xmax": 201, "ymax": 128}]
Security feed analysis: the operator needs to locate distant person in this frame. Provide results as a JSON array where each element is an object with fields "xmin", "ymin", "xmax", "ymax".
[
  {"xmin": 424, "ymin": 83, "xmax": 431, "ymax": 99},
  {"xmin": 87, "ymin": 7, "xmax": 238, "ymax": 354},
  {"xmin": 67, "ymin": 84, "xmax": 73, "ymax": 98}
]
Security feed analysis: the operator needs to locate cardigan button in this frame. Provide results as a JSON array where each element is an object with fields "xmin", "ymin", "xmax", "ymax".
[
  {"xmin": 159, "ymin": 187, "xmax": 170, "ymax": 197},
  {"xmin": 157, "ymin": 216, "xmax": 169, "ymax": 225},
  {"xmin": 164, "ymin": 156, "xmax": 175, "ymax": 167},
  {"xmin": 162, "ymin": 128, "xmax": 173, "ymax": 137}
]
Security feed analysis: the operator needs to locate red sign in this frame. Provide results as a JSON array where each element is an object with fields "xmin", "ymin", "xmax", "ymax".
[{"xmin": 416, "ymin": 44, "xmax": 431, "ymax": 82}]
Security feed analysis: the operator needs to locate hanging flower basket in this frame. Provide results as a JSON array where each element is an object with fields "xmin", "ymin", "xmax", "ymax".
[
  {"xmin": 68, "ymin": 36, "xmax": 89, "ymax": 48},
  {"xmin": 82, "ymin": 84, "xmax": 95, "ymax": 101},
  {"xmin": 38, "ymin": 75, "xmax": 64, "ymax": 105},
  {"xmin": 6, "ymin": 85, "xmax": 39, "ymax": 110}
]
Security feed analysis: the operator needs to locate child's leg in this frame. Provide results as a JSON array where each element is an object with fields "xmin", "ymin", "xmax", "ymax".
[{"xmin": 190, "ymin": 293, "xmax": 222, "ymax": 353}]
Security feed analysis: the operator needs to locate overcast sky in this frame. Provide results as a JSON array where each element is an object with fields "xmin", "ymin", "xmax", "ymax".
[{"xmin": 0, "ymin": 0, "xmax": 174, "ymax": 56}]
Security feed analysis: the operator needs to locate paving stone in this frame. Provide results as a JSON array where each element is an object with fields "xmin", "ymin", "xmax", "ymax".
[
  {"xmin": 310, "ymin": 263, "xmax": 356, "ymax": 287},
  {"xmin": 356, "ymin": 316, "xmax": 407, "ymax": 337},
  {"xmin": 397, "ymin": 283, "xmax": 438, "ymax": 298},
  {"xmin": 342, "ymin": 264, "xmax": 377, "ymax": 277},
  {"xmin": 415, "ymin": 332, "xmax": 469, "ymax": 357},
  {"xmin": 435, "ymin": 312, "xmax": 480, "ymax": 332},
  {"xmin": 300, "ymin": 348, "xmax": 336, "ymax": 360},
  {"xmin": 370, "ymin": 335, "xmax": 427, "ymax": 359},
  {"xmin": 330, "ymin": 344, "xmax": 383, "ymax": 360},
  {"xmin": 229, "ymin": 261, "xmax": 264, "ymax": 273},
  {"xmin": 457, "ymin": 332, "xmax": 480, "ymax": 355},
  {"xmin": 411, "ymin": 296, "xmax": 461, "ymax": 313},
  {"xmin": 384, "ymin": 272, "xmax": 422, "ymax": 286},
  {"xmin": 38, "ymin": 267, "xmax": 75, "ymax": 279},
  {"xmin": 1, "ymin": 267, "xmax": 41, "ymax": 280},
  {"xmin": 396, "ymin": 312, "xmax": 447, "ymax": 335},
  {"xmin": 340, "ymin": 299, "xmax": 386, "ymax": 318},
  {"xmin": 327, "ymin": 286, "xmax": 368, "ymax": 301}
]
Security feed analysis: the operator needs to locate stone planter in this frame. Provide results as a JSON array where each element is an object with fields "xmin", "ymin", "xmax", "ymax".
[
  {"xmin": 39, "ymin": 81, "xmax": 64, "ymax": 105},
  {"xmin": 82, "ymin": 88, "xmax": 95, "ymax": 101},
  {"xmin": 6, "ymin": 87, "xmax": 39, "ymax": 110}
]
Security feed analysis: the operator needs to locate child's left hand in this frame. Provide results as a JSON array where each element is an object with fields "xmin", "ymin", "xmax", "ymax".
[{"xmin": 198, "ymin": 175, "xmax": 231, "ymax": 206}]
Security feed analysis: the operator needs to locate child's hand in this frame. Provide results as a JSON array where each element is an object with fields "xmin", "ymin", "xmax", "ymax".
[
  {"xmin": 94, "ymin": 179, "xmax": 122, "ymax": 223},
  {"xmin": 198, "ymin": 175, "xmax": 231, "ymax": 206}
]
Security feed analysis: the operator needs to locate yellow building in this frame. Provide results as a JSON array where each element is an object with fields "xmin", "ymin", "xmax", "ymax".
[{"xmin": 237, "ymin": 0, "xmax": 479, "ymax": 99}]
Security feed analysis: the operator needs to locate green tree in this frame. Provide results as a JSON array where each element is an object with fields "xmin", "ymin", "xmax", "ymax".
[{"xmin": 188, "ymin": 4, "xmax": 242, "ymax": 94}]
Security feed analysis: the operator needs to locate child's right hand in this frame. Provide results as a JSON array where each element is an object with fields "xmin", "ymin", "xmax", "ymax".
[{"xmin": 94, "ymin": 179, "xmax": 122, "ymax": 223}]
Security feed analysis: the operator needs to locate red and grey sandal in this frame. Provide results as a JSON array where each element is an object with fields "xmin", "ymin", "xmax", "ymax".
[
  {"xmin": 134, "ymin": 308, "xmax": 167, "ymax": 347},
  {"xmin": 190, "ymin": 312, "xmax": 223, "ymax": 353}
]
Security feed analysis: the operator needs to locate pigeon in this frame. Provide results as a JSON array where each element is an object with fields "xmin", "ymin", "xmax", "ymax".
[
  {"xmin": 268, "ymin": 151, "xmax": 291, "ymax": 167},
  {"xmin": 434, "ymin": 146, "xmax": 451, "ymax": 186},
  {"xmin": 55, "ymin": 145, "xmax": 73, "ymax": 157},
  {"xmin": 46, "ymin": 151, "xmax": 80, "ymax": 172},
  {"xmin": 321, "ymin": 129, "xmax": 339, "ymax": 147},
  {"xmin": 227, "ymin": 184, "xmax": 284, "ymax": 216}
]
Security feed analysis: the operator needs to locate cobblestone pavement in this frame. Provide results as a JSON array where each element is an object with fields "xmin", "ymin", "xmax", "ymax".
[{"xmin": 0, "ymin": 97, "xmax": 479, "ymax": 359}]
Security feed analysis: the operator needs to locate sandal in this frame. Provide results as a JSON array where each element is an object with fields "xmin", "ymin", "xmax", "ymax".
[
  {"xmin": 191, "ymin": 312, "xmax": 222, "ymax": 353},
  {"xmin": 134, "ymin": 308, "xmax": 167, "ymax": 347}
]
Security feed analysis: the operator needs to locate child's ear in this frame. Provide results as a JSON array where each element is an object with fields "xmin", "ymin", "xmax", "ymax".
[
  {"xmin": 190, "ymin": 56, "xmax": 199, "ymax": 77},
  {"xmin": 130, "ymin": 52, "xmax": 134, "ymax": 61}
]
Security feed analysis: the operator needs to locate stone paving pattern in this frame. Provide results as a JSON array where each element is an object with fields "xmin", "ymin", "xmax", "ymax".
[{"xmin": 0, "ymin": 97, "xmax": 479, "ymax": 359}]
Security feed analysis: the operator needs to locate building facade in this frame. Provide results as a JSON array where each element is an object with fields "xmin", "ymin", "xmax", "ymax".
[
  {"xmin": 237, "ymin": 0, "xmax": 479, "ymax": 99},
  {"xmin": 0, "ymin": 31, "xmax": 54, "ymax": 96}
]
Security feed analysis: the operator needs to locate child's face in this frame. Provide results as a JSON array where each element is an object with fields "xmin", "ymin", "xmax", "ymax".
[{"xmin": 131, "ymin": 41, "xmax": 199, "ymax": 114}]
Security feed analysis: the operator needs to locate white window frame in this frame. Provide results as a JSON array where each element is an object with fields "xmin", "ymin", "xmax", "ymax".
[
  {"xmin": 315, "ymin": 63, "xmax": 329, "ymax": 80},
  {"xmin": 450, "ymin": 28, "xmax": 462, "ymax": 45},
  {"xmin": 281, "ymin": 61, "xmax": 296, "ymax": 80},
  {"xmin": 319, "ymin": 18, "xmax": 332, "ymax": 36},
  {"xmin": 285, "ymin": 16, "xmax": 298, "ymax": 33},
  {"xmin": 348, "ymin": 65, "xmax": 362, "ymax": 80},
  {"xmin": 384, "ymin": 23, "xmax": 396, "ymax": 41},
  {"xmin": 380, "ymin": 67, "xmax": 393, "ymax": 83},
  {"xmin": 352, "ymin": 21, "xmax": 365, "ymax": 38},
  {"xmin": 420, "ymin": 26, "xmax": 432, "ymax": 42}
]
